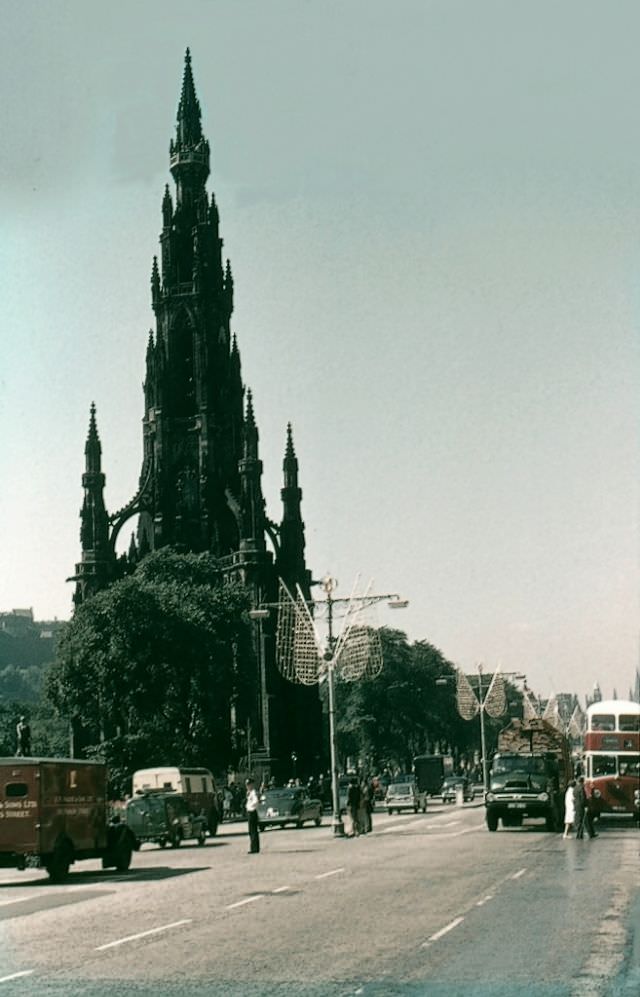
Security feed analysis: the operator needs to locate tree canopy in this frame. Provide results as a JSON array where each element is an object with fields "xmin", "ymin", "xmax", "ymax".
[
  {"xmin": 45, "ymin": 549, "xmax": 255, "ymax": 791},
  {"xmin": 334, "ymin": 628, "xmax": 486, "ymax": 774}
]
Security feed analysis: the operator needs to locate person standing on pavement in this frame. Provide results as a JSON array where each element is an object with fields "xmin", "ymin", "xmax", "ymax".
[
  {"xmin": 563, "ymin": 779, "xmax": 576, "ymax": 838},
  {"xmin": 574, "ymin": 776, "xmax": 598, "ymax": 839},
  {"xmin": 347, "ymin": 778, "xmax": 362, "ymax": 837},
  {"xmin": 245, "ymin": 778, "xmax": 260, "ymax": 853}
]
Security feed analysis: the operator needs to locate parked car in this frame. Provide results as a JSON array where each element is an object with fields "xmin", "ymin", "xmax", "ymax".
[
  {"xmin": 123, "ymin": 792, "xmax": 207, "ymax": 849},
  {"xmin": 441, "ymin": 775, "xmax": 475, "ymax": 804},
  {"xmin": 257, "ymin": 787, "xmax": 323, "ymax": 830},
  {"xmin": 385, "ymin": 780, "xmax": 427, "ymax": 814}
]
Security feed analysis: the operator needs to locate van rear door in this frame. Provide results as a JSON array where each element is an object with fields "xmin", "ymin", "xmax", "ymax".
[{"xmin": 0, "ymin": 762, "xmax": 39, "ymax": 854}]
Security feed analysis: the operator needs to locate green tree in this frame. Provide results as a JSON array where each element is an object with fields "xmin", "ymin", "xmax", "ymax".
[
  {"xmin": 45, "ymin": 549, "xmax": 255, "ymax": 791},
  {"xmin": 335, "ymin": 628, "xmax": 475, "ymax": 772}
]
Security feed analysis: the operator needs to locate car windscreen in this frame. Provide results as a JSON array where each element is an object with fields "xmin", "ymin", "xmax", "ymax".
[
  {"xmin": 263, "ymin": 791, "xmax": 297, "ymax": 802},
  {"xmin": 388, "ymin": 785, "xmax": 412, "ymax": 794}
]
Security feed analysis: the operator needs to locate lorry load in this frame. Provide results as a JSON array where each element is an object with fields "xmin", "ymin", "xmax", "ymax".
[
  {"xmin": 485, "ymin": 719, "xmax": 572, "ymax": 832},
  {"xmin": 0, "ymin": 757, "xmax": 135, "ymax": 881}
]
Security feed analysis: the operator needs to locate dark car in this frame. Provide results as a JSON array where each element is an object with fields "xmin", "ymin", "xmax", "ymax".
[
  {"xmin": 123, "ymin": 792, "xmax": 207, "ymax": 849},
  {"xmin": 441, "ymin": 775, "xmax": 475, "ymax": 804},
  {"xmin": 257, "ymin": 787, "xmax": 323, "ymax": 830}
]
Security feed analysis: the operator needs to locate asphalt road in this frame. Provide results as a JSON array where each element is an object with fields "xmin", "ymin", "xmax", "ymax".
[{"xmin": 0, "ymin": 803, "xmax": 638, "ymax": 996}]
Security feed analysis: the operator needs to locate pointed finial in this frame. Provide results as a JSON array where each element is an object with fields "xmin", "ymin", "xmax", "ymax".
[
  {"xmin": 245, "ymin": 388, "xmax": 255, "ymax": 426},
  {"xmin": 85, "ymin": 402, "xmax": 102, "ymax": 468},
  {"xmin": 176, "ymin": 46, "xmax": 203, "ymax": 146},
  {"xmin": 285, "ymin": 422, "xmax": 296, "ymax": 459}
]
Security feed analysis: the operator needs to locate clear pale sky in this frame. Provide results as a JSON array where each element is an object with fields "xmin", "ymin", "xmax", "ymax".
[{"xmin": 1, "ymin": 1, "xmax": 638, "ymax": 703}]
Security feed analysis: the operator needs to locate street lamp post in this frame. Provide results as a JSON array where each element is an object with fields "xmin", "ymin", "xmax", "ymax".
[{"xmin": 253, "ymin": 575, "xmax": 408, "ymax": 838}]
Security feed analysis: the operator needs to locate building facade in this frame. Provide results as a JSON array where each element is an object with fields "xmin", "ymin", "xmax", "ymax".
[{"xmin": 70, "ymin": 51, "xmax": 322, "ymax": 778}]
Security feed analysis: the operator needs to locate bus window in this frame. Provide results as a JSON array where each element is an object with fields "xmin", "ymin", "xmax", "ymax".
[
  {"xmin": 619, "ymin": 715, "xmax": 640, "ymax": 733},
  {"xmin": 591, "ymin": 715, "xmax": 615, "ymax": 732},
  {"xmin": 618, "ymin": 755, "xmax": 640, "ymax": 777},
  {"xmin": 592, "ymin": 755, "xmax": 617, "ymax": 777}
]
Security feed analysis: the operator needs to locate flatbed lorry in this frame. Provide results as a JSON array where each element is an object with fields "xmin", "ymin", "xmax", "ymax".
[
  {"xmin": 485, "ymin": 719, "xmax": 572, "ymax": 832},
  {"xmin": 0, "ymin": 757, "xmax": 135, "ymax": 881}
]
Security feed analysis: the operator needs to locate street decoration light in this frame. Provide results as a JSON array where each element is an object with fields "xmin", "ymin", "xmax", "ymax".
[
  {"xmin": 455, "ymin": 663, "xmax": 508, "ymax": 791},
  {"xmin": 274, "ymin": 575, "xmax": 408, "ymax": 835}
]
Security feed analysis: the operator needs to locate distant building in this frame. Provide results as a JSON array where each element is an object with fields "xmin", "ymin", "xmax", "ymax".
[{"xmin": 67, "ymin": 51, "xmax": 322, "ymax": 777}]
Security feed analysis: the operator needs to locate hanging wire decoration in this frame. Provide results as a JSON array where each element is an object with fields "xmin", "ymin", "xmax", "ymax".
[
  {"xmin": 483, "ymin": 668, "xmax": 507, "ymax": 718},
  {"xmin": 456, "ymin": 666, "xmax": 507, "ymax": 720},
  {"xmin": 456, "ymin": 669, "xmax": 480, "ymax": 720},
  {"xmin": 275, "ymin": 580, "xmax": 321, "ymax": 685},
  {"xmin": 275, "ymin": 577, "xmax": 384, "ymax": 686},
  {"xmin": 522, "ymin": 687, "xmax": 540, "ymax": 721},
  {"xmin": 333, "ymin": 579, "xmax": 384, "ymax": 682}
]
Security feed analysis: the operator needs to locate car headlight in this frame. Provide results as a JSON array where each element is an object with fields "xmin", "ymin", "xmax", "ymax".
[
  {"xmin": 592, "ymin": 789, "xmax": 601, "ymax": 799},
  {"xmin": 486, "ymin": 792, "xmax": 495, "ymax": 802},
  {"xmin": 538, "ymin": 792, "xmax": 549, "ymax": 802}
]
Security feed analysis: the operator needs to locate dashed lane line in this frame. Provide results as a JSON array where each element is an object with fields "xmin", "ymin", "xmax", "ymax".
[
  {"xmin": 423, "ymin": 916, "xmax": 465, "ymax": 945},
  {"xmin": 273, "ymin": 885, "xmax": 289, "ymax": 893},
  {"xmin": 511, "ymin": 867, "xmax": 527, "ymax": 879},
  {"xmin": 95, "ymin": 918, "xmax": 192, "ymax": 950},
  {"xmin": 0, "ymin": 972, "xmax": 34, "ymax": 985},
  {"xmin": 226, "ymin": 895, "xmax": 265, "ymax": 910},
  {"xmin": 315, "ymin": 867, "xmax": 345, "ymax": 880},
  {"xmin": 476, "ymin": 894, "xmax": 494, "ymax": 906}
]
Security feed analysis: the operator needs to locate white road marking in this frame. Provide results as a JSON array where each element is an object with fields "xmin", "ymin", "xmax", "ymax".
[
  {"xmin": 511, "ymin": 867, "xmax": 527, "ymax": 880},
  {"xmin": 424, "ymin": 916, "xmax": 465, "ymax": 945},
  {"xmin": 226, "ymin": 895, "xmax": 264, "ymax": 910},
  {"xmin": 476, "ymin": 894, "xmax": 494, "ymax": 906},
  {"xmin": 273, "ymin": 885, "xmax": 289, "ymax": 893},
  {"xmin": 0, "ymin": 971, "xmax": 34, "ymax": 984},
  {"xmin": 95, "ymin": 919, "xmax": 192, "ymax": 950},
  {"xmin": 315, "ymin": 867, "xmax": 344, "ymax": 879}
]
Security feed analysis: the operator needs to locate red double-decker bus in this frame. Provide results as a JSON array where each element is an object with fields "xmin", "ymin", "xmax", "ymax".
[{"xmin": 583, "ymin": 700, "xmax": 640, "ymax": 821}]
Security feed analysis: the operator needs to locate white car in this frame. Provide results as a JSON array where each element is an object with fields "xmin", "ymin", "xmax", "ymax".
[{"xmin": 385, "ymin": 781, "xmax": 427, "ymax": 814}]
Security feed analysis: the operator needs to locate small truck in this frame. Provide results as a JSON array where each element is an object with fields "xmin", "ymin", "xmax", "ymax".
[
  {"xmin": 485, "ymin": 719, "xmax": 573, "ymax": 832},
  {"xmin": 0, "ymin": 757, "xmax": 135, "ymax": 881}
]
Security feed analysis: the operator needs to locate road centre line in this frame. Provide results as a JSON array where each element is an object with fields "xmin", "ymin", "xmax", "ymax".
[
  {"xmin": 511, "ymin": 867, "xmax": 527, "ymax": 880},
  {"xmin": 95, "ymin": 919, "xmax": 192, "ymax": 950},
  {"xmin": 0, "ymin": 971, "xmax": 34, "ymax": 984},
  {"xmin": 226, "ymin": 895, "xmax": 265, "ymax": 909},
  {"xmin": 475, "ymin": 895, "xmax": 494, "ymax": 906},
  {"xmin": 424, "ymin": 916, "xmax": 465, "ymax": 945},
  {"xmin": 315, "ymin": 867, "xmax": 345, "ymax": 879}
]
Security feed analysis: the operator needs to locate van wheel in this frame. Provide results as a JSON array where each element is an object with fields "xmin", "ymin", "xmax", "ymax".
[
  {"xmin": 170, "ymin": 829, "xmax": 182, "ymax": 848},
  {"xmin": 158, "ymin": 838, "xmax": 167, "ymax": 848},
  {"xmin": 197, "ymin": 830, "xmax": 206, "ymax": 846},
  {"xmin": 259, "ymin": 823, "xmax": 266, "ymax": 832},
  {"xmin": 486, "ymin": 812, "xmax": 498, "ymax": 832},
  {"xmin": 314, "ymin": 816, "xmax": 322, "ymax": 826}
]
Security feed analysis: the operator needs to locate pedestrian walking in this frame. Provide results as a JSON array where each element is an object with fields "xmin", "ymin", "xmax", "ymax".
[
  {"xmin": 245, "ymin": 778, "xmax": 260, "ymax": 853},
  {"xmin": 346, "ymin": 778, "xmax": 361, "ymax": 837},
  {"xmin": 563, "ymin": 779, "xmax": 576, "ymax": 838}
]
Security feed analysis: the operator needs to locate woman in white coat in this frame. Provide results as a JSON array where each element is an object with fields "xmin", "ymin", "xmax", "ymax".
[{"xmin": 563, "ymin": 779, "xmax": 576, "ymax": 838}]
